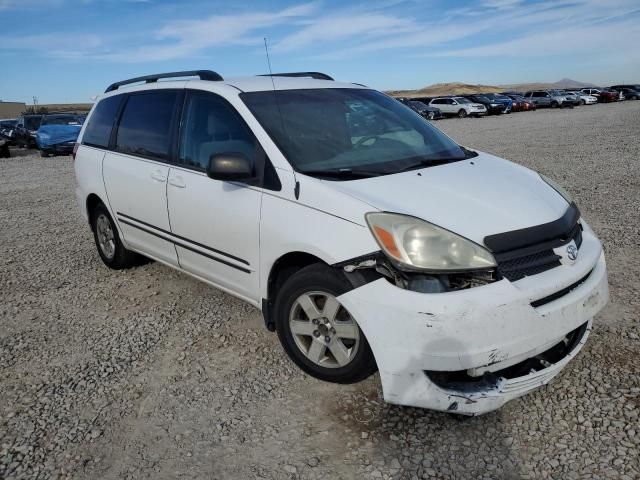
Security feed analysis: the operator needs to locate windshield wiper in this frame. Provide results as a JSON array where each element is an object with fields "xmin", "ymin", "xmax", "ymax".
[
  {"xmin": 300, "ymin": 168, "xmax": 382, "ymax": 179},
  {"xmin": 395, "ymin": 157, "xmax": 462, "ymax": 173},
  {"xmin": 461, "ymin": 146, "xmax": 478, "ymax": 158}
]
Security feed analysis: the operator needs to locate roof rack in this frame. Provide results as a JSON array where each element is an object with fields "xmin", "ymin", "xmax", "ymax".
[
  {"xmin": 259, "ymin": 72, "xmax": 334, "ymax": 81},
  {"xmin": 105, "ymin": 70, "xmax": 224, "ymax": 93}
]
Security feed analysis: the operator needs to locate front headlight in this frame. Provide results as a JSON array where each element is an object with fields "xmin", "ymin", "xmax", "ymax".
[
  {"xmin": 365, "ymin": 212, "xmax": 496, "ymax": 272},
  {"xmin": 539, "ymin": 173, "xmax": 572, "ymax": 204}
]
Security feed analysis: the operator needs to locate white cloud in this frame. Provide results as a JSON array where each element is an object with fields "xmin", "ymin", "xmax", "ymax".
[
  {"xmin": 81, "ymin": 2, "xmax": 318, "ymax": 62},
  {"xmin": 1, "ymin": 0, "xmax": 639, "ymax": 68}
]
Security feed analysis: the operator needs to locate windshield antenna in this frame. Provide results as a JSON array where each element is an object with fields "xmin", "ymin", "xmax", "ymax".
[{"xmin": 263, "ymin": 37, "xmax": 300, "ymax": 199}]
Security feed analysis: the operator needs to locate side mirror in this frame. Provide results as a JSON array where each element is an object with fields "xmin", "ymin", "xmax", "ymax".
[{"xmin": 206, "ymin": 152, "xmax": 255, "ymax": 182}]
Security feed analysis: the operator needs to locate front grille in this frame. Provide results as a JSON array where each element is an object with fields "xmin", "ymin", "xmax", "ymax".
[
  {"xmin": 486, "ymin": 205, "xmax": 583, "ymax": 282},
  {"xmin": 497, "ymin": 250, "xmax": 561, "ymax": 281}
]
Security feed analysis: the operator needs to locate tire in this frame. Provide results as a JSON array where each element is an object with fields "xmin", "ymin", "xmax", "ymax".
[
  {"xmin": 40, "ymin": 149, "xmax": 49, "ymax": 158},
  {"xmin": 274, "ymin": 264, "xmax": 377, "ymax": 384},
  {"xmin": 581, "ymin": 100, "xmax": 586, "ymax": 105},
  {"xmin": 90, "ymin": 203, "xmax": 138, "ymax": 269},
  {"xmin": 457, "ymin": 109, "xmax": 467, "ymax": 118},
  {"xmin": 551, "ymin": 101, "xmax": 558, "ymax": 108}
]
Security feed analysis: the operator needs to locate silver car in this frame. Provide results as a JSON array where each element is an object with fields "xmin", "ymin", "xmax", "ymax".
[{"xmin": 524, "ymin": 90, "xmax": 569, "ymax": 108}]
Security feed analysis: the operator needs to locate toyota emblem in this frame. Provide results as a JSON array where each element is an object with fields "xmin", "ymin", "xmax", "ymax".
[{"xmin": 566, "ymin": 244, "xmax": 578, "ymax": 261}]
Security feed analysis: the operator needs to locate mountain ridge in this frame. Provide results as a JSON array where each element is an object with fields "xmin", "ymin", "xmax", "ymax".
[{"xmin": 387, "ymin": 78, "xmax": 599, "ymax": 97}]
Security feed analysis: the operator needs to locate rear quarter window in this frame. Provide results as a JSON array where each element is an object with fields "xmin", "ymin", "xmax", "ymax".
[{"xmin": 83, "ymin": 95, "xmax": 123, "ymax": 148}]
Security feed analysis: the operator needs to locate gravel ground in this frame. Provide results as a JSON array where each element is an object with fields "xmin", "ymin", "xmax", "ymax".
[{"xmin": 1, "ymin": 101, "xmax": 639, "ymax": 480}]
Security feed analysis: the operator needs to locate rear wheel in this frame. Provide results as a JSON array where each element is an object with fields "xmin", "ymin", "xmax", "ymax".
[
  {"xmin": 457, "ymin": 109, "xmax": 467, "ymax": 118},
  {"xmin": 274, "ymin": 264, "xmax": 377, "ymax": 384},
  {"xmin": 90, "ymin": 203, "xmax": 138, "ymax": 269}
]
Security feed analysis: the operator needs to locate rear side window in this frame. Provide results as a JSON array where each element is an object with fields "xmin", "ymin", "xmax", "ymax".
[
  {"xmin": 115, "ymin": 90, "xmax": 178, "ymax": 161},
  {"xmin": 83, "ymin": 95, "xmax": 122, "ymax": 148}
]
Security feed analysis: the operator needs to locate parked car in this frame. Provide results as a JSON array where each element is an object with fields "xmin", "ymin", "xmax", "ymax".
[
  {"xmin": 0, "ymin": 119, "xmax": 17, "ymax": 145},
  {"xmin": 610, "ymin": 84, "xmax": 640, "ymax": 99},
  {"xmin": 14, "ymin": 114, "xmax": 43, "ymax": 148},
  {"xmin": 36, "ymin": 113, "xmax": 83, "ymax": 157},
  {"xmin": 560, "ymin": 91, "xmax": 582, "ymax": 106},
  {"xmin": 74, "ymin": 69, "xmax": 609, "ymax": 416},
  {"xmin": 429, "ymin": 96, "xmax": 487, "ymax": 118},
  {"xmin": 566, "ymin": 91, "xmax": 597, "ymax": 105},
  {"xmin": 523, "ymin": 90, "xmax": 571, "ymax": 108},
  {"xmin": 501, "ymin": 94, "xmax": 534, "ymax": 112},
  {"xmin": 580, "ymin": 88, "xmax": 618, "ymax": 103},
  {"xmin": 464, "ymin": 94, "xmax": 506, "ymax": 115},
  {"xmin": 395, "ymin": 97, "xmax": 443, "ymax": 120},
  {"xmin": 611, "ymin": 87, "xmax": 639, "ymax": 100},
  {"xmin": 480, "ymin": 93, "xmax": 513, "ymax": 113}
]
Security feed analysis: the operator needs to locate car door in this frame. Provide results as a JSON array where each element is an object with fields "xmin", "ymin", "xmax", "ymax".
[
  {"xmin": 166, "ymin": 90, "xmax": 262, "ymax": 303},
  {"xmin": 102, "ymin": 89, "xmax": 181, "ymax": 266}
]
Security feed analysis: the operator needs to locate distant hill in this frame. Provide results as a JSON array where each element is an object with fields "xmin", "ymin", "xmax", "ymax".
[
  {"xmin": 387, "ymin": 82, "xmax": 504, "ymax": 98},
  {"xmin": 501, "ymin": 78, "xmax": 597, "ymax": 92},
  {"xmin": 40, "ymin": 103, "xmax": 93, "ymax": 113},
  {"xmin": 387, "ymin": 78, "xmax": 598, "ymax": 98}
]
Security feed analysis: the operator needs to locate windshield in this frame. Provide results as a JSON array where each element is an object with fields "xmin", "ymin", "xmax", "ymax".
[
  {"xmin": 241, "ymin": 89, "xmax": 466, "ymax": 176},
  {"xmin": 454, "ymin": 97, "xmax": 471, "ymax": 104},
  {"xmin": 474, "ymin": 96, "xmax": 490, "ymax": 102},
  {"xmin": 24, "ymin": 116, "xmax": 42, "ymax": 130},
  {"xmin": 42, "ymin": 114, "xmax": 81, "ymax": 126}
]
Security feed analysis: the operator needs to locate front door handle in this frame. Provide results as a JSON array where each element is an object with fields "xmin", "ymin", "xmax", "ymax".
[
  {"xmin": 168, "ymin": 176, "xmax": 186, "ymax": 188},
  {"xmin": 151, "ymin": 171, "xmax": 167, "ymax": 182}
]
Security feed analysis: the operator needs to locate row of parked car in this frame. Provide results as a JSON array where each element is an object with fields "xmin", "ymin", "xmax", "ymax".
[
  {"xmin": 396, "ymin": 84, "xmax": 640, "ymax": 119},
  {"xmin": 0, "ymin": 112, "xmax": 86, "ymax": 158}
]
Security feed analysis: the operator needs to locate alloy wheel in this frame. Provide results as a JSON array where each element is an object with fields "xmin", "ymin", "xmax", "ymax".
[
  {"xmin": 289, "ymin": 291, "xmax": 360, "ymax": 368},
  {"xmin": 96, "ymin": 214, "xmax": 116, "ymax": 260}
]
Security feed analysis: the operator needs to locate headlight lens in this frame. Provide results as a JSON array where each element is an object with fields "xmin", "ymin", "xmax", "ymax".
[
  {"xmin": 539, "ymin": 173, "xmax": 572, "ymax": 204},
  {"xmin": 365, "ymin": 212, "xmax": 497, "ymax": 271}
]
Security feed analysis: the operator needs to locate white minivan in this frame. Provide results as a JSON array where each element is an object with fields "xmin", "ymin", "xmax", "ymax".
[{"xmin": 74, "ymin": 70, "xmax": 609, "ymax": 415}]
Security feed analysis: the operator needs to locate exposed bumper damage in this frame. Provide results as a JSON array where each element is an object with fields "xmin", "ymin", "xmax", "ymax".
[{"xmin": 337, "ymin": 226, "xmax": 608, "ymax": 415}]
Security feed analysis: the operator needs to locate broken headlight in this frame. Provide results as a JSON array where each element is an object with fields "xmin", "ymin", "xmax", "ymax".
[{"xmin": 365, "ymin": 212, "xmax": 496, "ymax": 272}]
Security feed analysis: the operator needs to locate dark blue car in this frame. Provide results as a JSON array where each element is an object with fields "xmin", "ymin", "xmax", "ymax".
[{"xmin": 481, "ymin": 93, "xmax": 513, "ymax": 113}]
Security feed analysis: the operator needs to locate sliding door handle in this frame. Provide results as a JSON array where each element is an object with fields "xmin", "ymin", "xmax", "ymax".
[{"xmin": 168, "ymin": 176, "xmax": 186, "ymax": 188}]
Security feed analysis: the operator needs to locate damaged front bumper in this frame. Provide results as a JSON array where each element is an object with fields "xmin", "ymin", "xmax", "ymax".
[{"xmin": 337, "ymin": 228, "xmax": 608, "ymax": 415}]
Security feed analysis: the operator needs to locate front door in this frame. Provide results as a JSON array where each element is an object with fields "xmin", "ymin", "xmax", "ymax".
[{"xmin": 166, "ymin": 90, "xmax": 262, "ymax": 303}]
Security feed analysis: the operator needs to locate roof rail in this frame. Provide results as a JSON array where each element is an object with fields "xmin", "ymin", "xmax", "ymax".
[
  {"xmin": 105, "ymin": 70, "xmax": 224, "ymax": 93},
  {"xmin": 259, "ymin": 72, "xmax": 334, "ymax": 81}
]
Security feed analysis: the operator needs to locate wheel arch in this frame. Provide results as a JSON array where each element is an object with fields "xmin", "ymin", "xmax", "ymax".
[
  {"xmin": 86, "ymin": 193, "xmax": 105, "ymax": 223},
  {"xmin": 262, "ymin": 251, "xmax": 328, "ymax": 332}
]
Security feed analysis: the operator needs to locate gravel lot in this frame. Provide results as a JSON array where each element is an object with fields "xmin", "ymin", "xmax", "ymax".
[{"xmin": 1, "ymin": 101, "xmax": 639, "ymax": 480}]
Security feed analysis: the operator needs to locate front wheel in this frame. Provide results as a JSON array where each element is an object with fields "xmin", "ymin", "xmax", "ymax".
[
  {"xmin": 40, "ymin": 149, "xmax": 49, "ymax": 158},
  {"xmin": 274, "ymin": 264, "xmax": 377, "ymax": 384},
  {"xmin": 551, "ymin": 101, "xmax": 558, "ymax": 108},
  {"xmin": 457, "ymin": 109, "xmax": 467, "ymax": 118}
]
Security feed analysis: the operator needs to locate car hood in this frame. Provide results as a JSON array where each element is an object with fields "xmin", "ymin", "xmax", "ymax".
[{"xmin": 327, "ymin": 152, "xmax": 570, "ymax": 248}]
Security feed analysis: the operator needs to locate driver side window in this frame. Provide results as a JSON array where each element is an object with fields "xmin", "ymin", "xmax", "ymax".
[{"xmin": 179, "ymin": 92, "xmax": 256, "ymax": 172}]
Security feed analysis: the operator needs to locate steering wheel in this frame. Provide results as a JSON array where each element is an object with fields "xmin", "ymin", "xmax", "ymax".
[{"xmin": 354, "ymin": 135, "xmax": 378, "ymax": 149}]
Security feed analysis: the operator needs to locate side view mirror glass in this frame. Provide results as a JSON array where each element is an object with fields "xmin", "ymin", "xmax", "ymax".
[{"xmin": 206, "ymin": 152, "xmax": 255, "ymax": 182}]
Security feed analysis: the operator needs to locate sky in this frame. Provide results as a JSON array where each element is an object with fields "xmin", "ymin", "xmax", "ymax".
[{"xmin": 0, "ymin": 0, "xmax": 639, "ymax": 104}]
